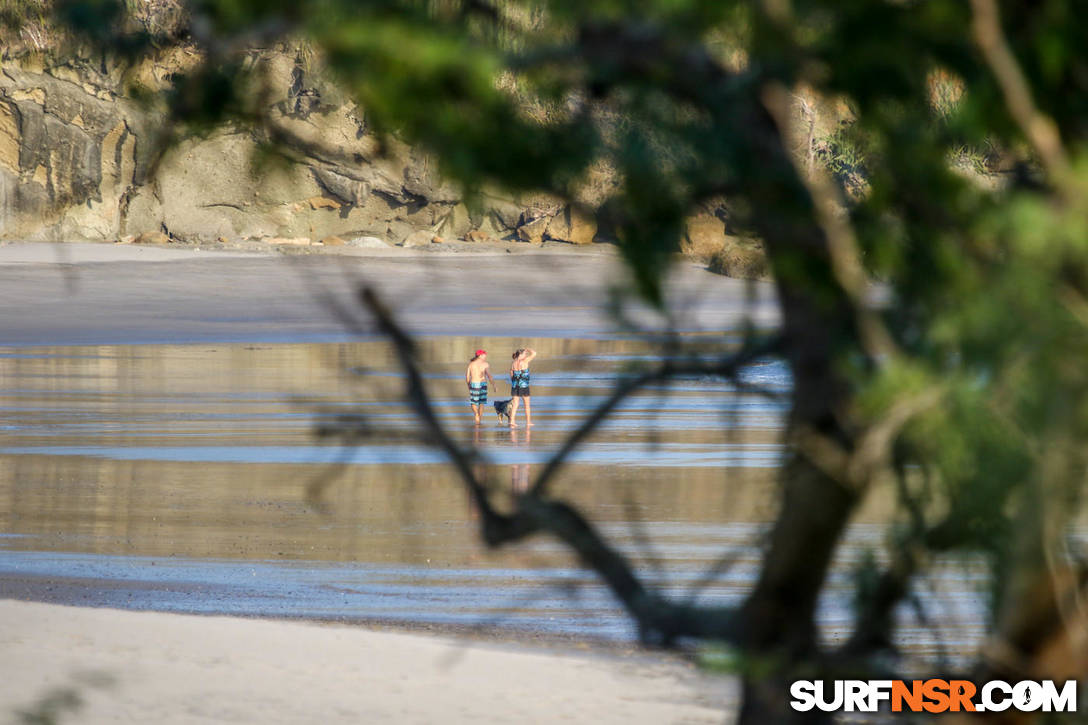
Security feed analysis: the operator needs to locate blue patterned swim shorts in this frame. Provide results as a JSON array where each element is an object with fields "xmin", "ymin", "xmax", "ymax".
[{"xmin": 469, "ymin": 382, "xmax": 488, "ymax": 405}]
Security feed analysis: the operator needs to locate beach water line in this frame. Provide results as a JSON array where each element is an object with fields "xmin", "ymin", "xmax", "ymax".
[{"xmin": 0, "ymin": 337, "xmax": 1019, "ymax": 661}]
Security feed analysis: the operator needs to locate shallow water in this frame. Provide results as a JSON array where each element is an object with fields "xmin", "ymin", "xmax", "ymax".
[{"xmin": 0, "ymin": 338, "xmax": 993, "ymax": 657}]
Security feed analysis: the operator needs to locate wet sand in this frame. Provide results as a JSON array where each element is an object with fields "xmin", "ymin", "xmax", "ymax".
[
  {"xmin": 0, "ymin": 339, "xmax": 790, "ymax": 642},
  {"xmin": 0, "ymin": 241, "xmax": 762, "ymax": 722},
  {"xmin": 0, "ymin": 241, "xmax": 777, "ymax": 345},
  {"xmin": 0, "ymin": 600, "xmax": 732, "ymax": 724}
]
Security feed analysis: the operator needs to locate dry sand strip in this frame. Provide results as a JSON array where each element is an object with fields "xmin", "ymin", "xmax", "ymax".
[
  {"xmin": 0, "ymin": 242, "xmax": 777, "ymax": 345},
  {"xmin": 0, "ymin": 600, "xmax": 734, "ymax": 724}
]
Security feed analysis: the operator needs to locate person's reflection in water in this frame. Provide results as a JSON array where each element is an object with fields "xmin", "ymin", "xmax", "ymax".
[
  {"xmin": 467, "ymin": 425, "xmax": 485, "ymax": 522},
  {"xmin": 510, "ymin": 426, "xmax": 531, "ymax": 493}
]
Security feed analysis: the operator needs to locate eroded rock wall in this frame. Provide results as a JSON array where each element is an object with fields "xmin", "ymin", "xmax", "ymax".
[
  {"xmin": 0, "ymin": 59, "xmax": 149, "ymax": 241},
  {"xmin": 0, "ymin": 48, "xmax": 486, "ymax": 245},
  {"xmin": 0, "ymin": 45, "xmax": 743, "ymax": 259}
]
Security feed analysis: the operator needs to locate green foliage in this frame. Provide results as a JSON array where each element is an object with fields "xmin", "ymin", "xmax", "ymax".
[
  {"xmin": 54, "ymin": 0, "xmax": 123, "ymax": 40},
  {"xmin": 0, "ymin": 0, "xmax": 48, "ymax": 31},
  {"xmin": 35, "ymin": 0, "xmax": 1088, "ymax": 695},
  {"xmin": 309, "ymin": 7, "xmax": 599, "ymax": 196},
  {"xmin": 815, "ymin": 122, "xmax": 874, "ymax": 195}
]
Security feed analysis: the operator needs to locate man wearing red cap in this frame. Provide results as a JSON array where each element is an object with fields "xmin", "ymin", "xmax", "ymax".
[{"xmin": 466, "ymin": 349, "xmax": 494, "ymax": 424}]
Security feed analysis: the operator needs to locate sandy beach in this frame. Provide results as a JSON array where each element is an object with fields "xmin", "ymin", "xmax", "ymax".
[
  {"xmin": 0, "ymin": 240, "xmax": 754, "ymax": 723},
  {"xmin": 0, "ymin": 600, "xmax": 732, "ymax": 724},
  {"xmin": 0, "ymin": 241, "xmax": 777, "ymax": 345}
]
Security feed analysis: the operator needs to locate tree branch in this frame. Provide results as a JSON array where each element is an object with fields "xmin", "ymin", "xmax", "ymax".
[
  {"xmin": 361, "ymin": 287, "xmax": 536, "ymax": 544},
  {"xmin": 359, "ymin": 285, "xmax": 751, "ymax": 644},
  {"xmin": 530, "ymin": 336, "xmax": 782, "ymax": 497},
  {"xmin": 969, "ymin": 0, "xmax": 1073, "ymax": 193}
]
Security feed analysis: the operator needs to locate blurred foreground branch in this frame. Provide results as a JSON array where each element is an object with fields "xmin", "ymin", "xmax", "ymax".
[{"xmin": 360, "ymin": 285, "xmax": 757, "ymax": 644}]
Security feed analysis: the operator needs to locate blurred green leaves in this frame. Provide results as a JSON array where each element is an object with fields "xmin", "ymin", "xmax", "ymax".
[
  {"xmin": 311, "ymin": 8, "xmax": 598, "ymax": 193},
  {"xmin": 24, "ymin": 0, "xmax": 1088, "ymax": 668}
]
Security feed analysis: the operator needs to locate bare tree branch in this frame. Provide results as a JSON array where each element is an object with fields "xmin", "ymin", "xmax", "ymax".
[
  {"xmin": 761, "ymin": 81, "xmax": 898, "ymax": 363},
  {"xmin": 360, "ymin": 287, "xmax": 536, "ymax": 545},
  {"xmin": 969, "ymin": 0, "xmax": 1074, "ymax": 192},
  {"xmin": 359, "ymin": 285, "xmax": 751, "ymax": 644},
  {"xmin": 530, "ymin": 337, "xmax": 782, "ymax": 498}
]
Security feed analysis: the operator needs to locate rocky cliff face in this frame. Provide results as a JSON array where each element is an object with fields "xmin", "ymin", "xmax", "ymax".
[{"xmin": 0, "ymin": 45, "xmax": 742, "ymax": 257}]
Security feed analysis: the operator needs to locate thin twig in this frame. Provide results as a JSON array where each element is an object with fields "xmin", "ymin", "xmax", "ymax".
[
  {"xmin": 761, "ymin": 81, "xmax": 898, "ymax": 363},
  {"xmin": 360, "ymin": 285, "xmax": 744, "ymax": 644},
  {"xmin": 969, "ymin": 0, "xmax": 1073, "ymax": 193},
  {"xmin": 530, "ymin": 337, "xmax": 782, "ymax": 497},
  {"xmin": 360, "ymin": 287, "xmax": 522, "ymax": 542}
]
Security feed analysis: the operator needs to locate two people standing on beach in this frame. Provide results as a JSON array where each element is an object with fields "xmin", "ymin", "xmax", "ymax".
[{"xmin": 465, "ymin": 347, "xmax": 537, "ymax": 427}]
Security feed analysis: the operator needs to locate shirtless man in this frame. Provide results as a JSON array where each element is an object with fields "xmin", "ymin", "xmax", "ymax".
[{"xmin": 466, "ymin": 349, "xmax": 494, "ymax": 424}]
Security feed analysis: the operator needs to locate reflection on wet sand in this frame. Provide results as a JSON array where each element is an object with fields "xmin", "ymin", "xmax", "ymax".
[
  {"xmin": 509, "ymin": 427, "xmax": 531, "ymax": 494},
  {"xmin": 471, "ymin": 426, "xmax": 531, "ymax": 497},
  {"xmin": 0, "ymin": 338, "xmax": 1046, "ymax": 650},
  {"xmin": 0, "ymin": 339, "xmax": 782, "ymax": 566}
]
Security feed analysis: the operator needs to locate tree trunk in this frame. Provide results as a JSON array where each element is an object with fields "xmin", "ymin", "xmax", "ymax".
[{"xmin": 732, "ymin": 101, "xmax": 866, "ymax": 724}]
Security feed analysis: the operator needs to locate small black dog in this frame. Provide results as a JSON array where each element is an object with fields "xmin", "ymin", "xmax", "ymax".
[{"xmin": 493, "ymin": 399, "xmax": 513, "ymax": 425}]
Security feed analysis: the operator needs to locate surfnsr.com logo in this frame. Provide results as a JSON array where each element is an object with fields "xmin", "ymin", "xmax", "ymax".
[{"xmin": 790, "ymin": 679, "xmax": 1080, "ymax": 713}]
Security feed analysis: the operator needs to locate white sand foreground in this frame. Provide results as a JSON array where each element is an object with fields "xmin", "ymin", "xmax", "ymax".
[{"xmin": 0, "ymin": 600, "xmax": 733, "ymax": 724}]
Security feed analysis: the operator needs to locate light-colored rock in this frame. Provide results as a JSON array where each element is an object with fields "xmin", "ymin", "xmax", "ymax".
[
  {"xmin": 122, "ymin": 185, "xmax": 164, "ymax": 237},
  {"xmin": 156, "ymin": 132, "xmax": 296, "ymax": 242},
  {"xmin": 436, "ymin": 202, "xmax": 471, "ymax": 239},
  {"xmin": 311, "ymin": 166, "xmax": 370, "ymax": 207},
  {"xmin": 516, "ymin": 215, "xmax": 550, "ymax": 245},
  {"xmin": 0, "ymin": 63, "xmax": 162, "ymax": 243},
  {"xmin": 0, "ymin": 102, "xmax": 19, "ymax": 175},
  {"xmin": 476, "ymin": 212, "xmax": 513, "ymax": 240},
  {"xmin": 0, "ymin": 47, "xmax": 630, "ymax": 250},
  {"xmin": 400, "ymin": 229, "xmax": 435, "ymax": 248},
  {"xmin": 307, "ymin": 196, "xmax": 341, "ymax": 211},
  {"xmin": 10, "ymin": 87, "xmax": 45, "ymax": 104},
  {"xmin": 400, "ymin": 201, "xmax": 439, "ymax": 229},
  {"xmin": 134, "ymin": 231, "xmax": 169, "ymax": 245},
  {"xmin": 0, "ymin": 170, "xmax": 14, "ymax": 238},
  {"xmin": 545, "ymin": 205, "xmax": 597, "ymax": 244},
  {"xmin": 386, "ymin": 220, "xmax": 416, "ymax": 245},
  {"xmin": 99, "ymin": 121, "xmax": 134, "ymax": 199},
  {"xmin": 54, "ymin": 200, "xmax": 115, "ymax": 241},
  {"xmin": 401, "ymin": 148, "xmax": 461, "ymax": 204},
  {"xmin": 346, "ymin": 236, "xmax": 389, "ymax": 249},
  {"xmin": 265, "ymin": 237, "xmax": 312, "ymax": 246},
  {"xmin": 484, "ymin": 194, "xmax": 529, "ymax": 232},
  {"xmin": 268, "ymin": 204, "xmax": 295, "ymax": 228}
]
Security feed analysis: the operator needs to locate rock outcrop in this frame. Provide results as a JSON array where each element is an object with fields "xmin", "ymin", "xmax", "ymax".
[
  {"xmin": 545, "ymin": 205, "xmax": 596, "ymax": 245},
  {"xmin": 0, "ymin": 44, "xmax": 744, "ymax": 265}
]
